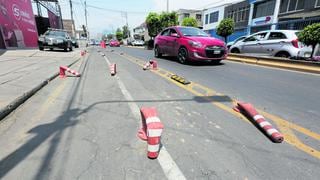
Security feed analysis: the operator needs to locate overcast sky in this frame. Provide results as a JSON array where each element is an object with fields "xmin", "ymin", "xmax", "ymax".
[{"xmin": 55, "ymin": 0, "xmax": 238, "ymax": 37}]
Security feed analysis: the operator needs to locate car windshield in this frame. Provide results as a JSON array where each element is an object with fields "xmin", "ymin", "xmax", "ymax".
[
  {"xmin": 45, "ymin": 31, "xmax": 66, "ymax": 37},
  {"xmin": 178, "ymin": 27, "xmax": 209, "ymax": 37}
]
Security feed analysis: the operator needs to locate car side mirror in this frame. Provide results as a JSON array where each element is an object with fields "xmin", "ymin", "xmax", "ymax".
[{"xmin": 171, "ymin": 33, "xmax": 179, "ymax": 38}]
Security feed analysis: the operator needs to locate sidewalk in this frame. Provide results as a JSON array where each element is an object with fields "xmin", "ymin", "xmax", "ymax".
[{"xmin": 0, "ymin": 49, "xmax": 84, "ymax": 120}]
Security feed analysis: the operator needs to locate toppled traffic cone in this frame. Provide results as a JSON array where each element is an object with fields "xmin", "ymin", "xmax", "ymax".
[
  {"xmin": 80, "ymin": 50, "xmax": 85, "ymax": 56},
  {"xmin": 143, "ymin": 61, "xmax": 151, "ymax": 70},
  {"xmin": 109, "ymin": 63, "xmax": 116, "ymax": 76},
  {"xmin": 138, "ymin": 107, "xmax": 164, "ymax": 159},
  {"xmin": 234, "ymin": 102, "xmax": 284, "ymax": 143},
  {"xmin": 59, "ymin": 66, "xmax": 81, "ymax": 78},
  {"xmin": 150, "ymin": 60, "xmax": 158, "ymax": 70}
]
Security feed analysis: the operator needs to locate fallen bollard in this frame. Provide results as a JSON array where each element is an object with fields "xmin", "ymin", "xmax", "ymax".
[{"xmin": 138, "ymin": 107, "xmax": 164, "ymax": 159}]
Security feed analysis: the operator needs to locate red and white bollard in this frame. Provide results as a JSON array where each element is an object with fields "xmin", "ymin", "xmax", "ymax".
[
  {"xmin": 138, "ymin": 107, "xmax": 164, "ymax": 159},
  {"xmin": 234, "ymin": 102, "xmax": 284, "ymax": 143},
  {"xmin": 143, "ymin": 61, "xmax": 151, "ymax": 70},
  {"xmin": 151, "ymin": 60, "xmax": 158, "ymax": 70},
  {"xmin": 59, "ymin": 66, "xmax": 81, "ymax": 78},
  {"xmin": 109, "ymin": 63, "xmax": 116, "ymax": 76}
]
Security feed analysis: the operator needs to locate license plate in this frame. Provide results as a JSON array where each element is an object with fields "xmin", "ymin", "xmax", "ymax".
[
  {"xmin": 213, "ymin": 50, "xmax": 221, "ymax": 54},
  {"xmin": 304, "ymin": 53, "xmax": 311, "ymax": 57}
]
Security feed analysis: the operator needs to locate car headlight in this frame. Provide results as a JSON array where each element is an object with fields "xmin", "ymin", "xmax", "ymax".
[
  {"xmin": 188, "ymin": 40, "xmax": 202, "ymax": 48},
  {"xmin": 56, "ymin": 39, "xmax": 64, "ymax": 43},
  {"xmin": 38, "ymin": 37, "xmax": 44, "ymax": 41}
]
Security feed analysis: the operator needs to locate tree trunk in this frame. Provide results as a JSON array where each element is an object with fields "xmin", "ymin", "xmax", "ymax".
[{"xmin": 311, "ymin": 44, "xmax": 315, "ymax": 59}]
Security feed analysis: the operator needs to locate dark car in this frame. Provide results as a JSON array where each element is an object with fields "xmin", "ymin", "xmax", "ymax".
[{"xmin": 38, "ymin": 28, "xmax": 73, "ymax": 51}]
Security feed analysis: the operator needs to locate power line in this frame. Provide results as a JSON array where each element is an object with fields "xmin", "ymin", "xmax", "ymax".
[{"xmin": 71, "ymin": 1, "xmax": 148, "ymax": 14}]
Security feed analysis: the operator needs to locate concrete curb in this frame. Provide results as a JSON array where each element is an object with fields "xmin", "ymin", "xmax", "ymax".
[
  {"xmin": 0, "ymin": 56, "xmax": 83, "ymax": 121},
  {"xmin": 227, "ymin": 53, "xmax": 320, "ymax": 74}
]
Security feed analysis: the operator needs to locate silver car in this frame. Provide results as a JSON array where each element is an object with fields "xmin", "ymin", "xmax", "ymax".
[
  {"xmin": 132, "ymin": 39, "xmax": 145, "ymax": 46},
  {"xmin": 229, "ymin": 30, "xmax": 312, "ymax": 59}
]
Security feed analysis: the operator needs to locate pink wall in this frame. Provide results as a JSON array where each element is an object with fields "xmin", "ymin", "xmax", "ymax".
[{"xmin": 0, "ymin": 0, "xmax": 38, "ymax": 48}]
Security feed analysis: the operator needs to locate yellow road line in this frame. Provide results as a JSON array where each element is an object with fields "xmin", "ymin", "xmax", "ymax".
[{"xmin": 119, "ymin": 52, "xmax": 320, "ymax": 160}]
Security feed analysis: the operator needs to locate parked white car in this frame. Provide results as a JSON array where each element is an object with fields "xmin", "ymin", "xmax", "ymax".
[
  {"xmin": 132, "ymin": 39, "xmax": 145, "ymax": 46},
  {"xmin": 229, "ymin": 30, "xmax": 312, "ymax": 59}
]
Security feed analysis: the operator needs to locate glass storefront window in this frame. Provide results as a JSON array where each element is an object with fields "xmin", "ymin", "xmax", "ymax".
[{"xmin": 253, "ymin": 0, "xmax": 276, "ymax": 18}]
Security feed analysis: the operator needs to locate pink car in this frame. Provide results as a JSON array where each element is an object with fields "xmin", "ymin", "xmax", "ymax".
[
  {"xmin": 109, "ymin": 40, "xmax": 120, "ymax": 47},
  {"xmin": 154, "ymin": 26, "xmax": 227, "ymax": 64}
]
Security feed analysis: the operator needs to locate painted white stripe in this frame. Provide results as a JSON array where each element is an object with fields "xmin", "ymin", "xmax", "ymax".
[
  {"xmin": 146, "ymin": 117, "xmax": 161, "ymax": 124},
  {"xmin": 148, "ymin": 129, "xmax": 163, "ymax": 137},
  {"xmin": 259, "ymin": 121, "xmax": 272, "ymax": 128},
  {"xmin": 103, "ymin": 55, "xmax": 186, "ymax": 180},
  {"xmin": 266, "ymin": 128, "xmax": 278, "ymax": 136},
  {"xmin": 253, "ymin": 114, "xmax": 264, "ymax": 121},
  {"xmin": 148, "ymin": 144, "xmax": 160, "ymax": 152}
]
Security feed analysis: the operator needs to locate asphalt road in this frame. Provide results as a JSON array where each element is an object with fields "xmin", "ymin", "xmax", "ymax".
[{"xmin": 0, "ymin": 46, "xmax": 319, "ymax": 180}]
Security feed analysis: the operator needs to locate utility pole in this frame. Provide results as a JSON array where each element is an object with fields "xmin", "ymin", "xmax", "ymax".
[
  {"xmin": 69, "ymin": 0, "xmax": 75, "ymax": 36},
  {"xmin": 125, "ymin": 12, "xmax": 130, "ymax": 38},
  {"xmin": 85, "ymin": 0, "xmax": 89, "ymax": 40},
  {"xmin": 167, "ymin": 0, "xmax": 169, "ymax": 12}
]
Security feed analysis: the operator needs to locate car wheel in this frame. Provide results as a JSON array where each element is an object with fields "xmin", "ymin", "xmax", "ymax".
[
  {"xmin": 275, "ymin": 51, "xmax": 290, "ymax": 58},
  {"xmin": 64, "ymin": 47, "xmax": 68, "ymax": 52},
  {"xmin": 39, "ymin": 46, "xmax": 44, "ymax": 51},
  {"xmin": 178, "ymin": 47, "xmax": 188, "ymax": 64},
  {"xmin": 154, "ymin": 46, "xmax": 162, "ymax": 58},
  {"xmin": 231, "ymin": 48, "xmax": 240, "ymax": 53},
  {"xmin": 69, "ymin": 46, "xmax": 73, "ymax": 51},
  {"xmin": 50, "ymin": 48, "xmax": 53, "ymax": 51}
]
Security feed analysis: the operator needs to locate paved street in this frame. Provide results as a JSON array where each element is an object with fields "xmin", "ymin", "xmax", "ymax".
[{"xmin": 0, "ymin": 46, "xmax": 319, "ymax": 180}]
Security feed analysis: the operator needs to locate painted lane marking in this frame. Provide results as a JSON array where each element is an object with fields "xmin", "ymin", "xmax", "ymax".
[
  {"xmin": 118, "ymin": 52, "xmax": 320, "ymax": 160},
  {"xmin": 103, "ymin": 55, "xmax": 186, "ymax": 180}
]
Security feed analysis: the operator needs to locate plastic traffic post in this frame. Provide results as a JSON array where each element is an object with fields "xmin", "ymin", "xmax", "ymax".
[
  {"xmin": 234, "ymin": 102, "xmax": 284, "ymax": 143},
  {"xmin": 59, "ymin": 66, "xmax": 81, "ymax": 78},
  {"xmin": 109, "ymin": 63, "xmax": 116, "ymax": 76},
  {"xmin": 138, "ymin": 107, "xmax": 164, "ymax": 159}
]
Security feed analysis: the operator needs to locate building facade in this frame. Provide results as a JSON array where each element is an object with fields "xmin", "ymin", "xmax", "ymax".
[
  {"xmin": 133, "ymin": 22, "xmax": 150, "ymax": 41},
  {"xmin": 224, "ymin": 0, "xmax": 251, "ymax": 41},
  {"xmin": 177, "ymin": 9, "xmax": 203, "ymax": 28},
  {"xmin": 203, "ymin": 0, "xmax": 320, "ymax": 42},
  {"xmin": 248, "ymin": 0, "xmax": 320, "ymax": 33},
  {"xmin": 203, "ymin": 4, "xmax": 228, "ymax": 40}
]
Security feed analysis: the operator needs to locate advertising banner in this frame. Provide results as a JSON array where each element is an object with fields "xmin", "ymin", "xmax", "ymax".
[
  {"xmin": 0, "ymin": 0, "xmax": 38, "ymax": 48},
  {"xmin": 48, "ymin": 10, "xmax": 61, "ymax": 29},
  {"xmin": 252, "ymin": 16, "xmax": 274, "ymax": 26}
]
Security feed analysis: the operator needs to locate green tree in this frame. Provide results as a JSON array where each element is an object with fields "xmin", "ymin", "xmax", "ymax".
[
  {"xmin": 181, "ymin": 17, "xmax": 198, "ymax": 27},
  {"xmin": 122, "ymin": 25, "xmax": 130, "ymax": 39},
  {"xmin": 116, "ymin": 28, "xmax": 123, "ymax": 41},
  {"xmin": 159, "ymin": 11, "xmax": 178, "ymax": 29},
  {"xmin": 216, "ymin": 18, "xmax": 235, "ymax": 43},
  {"xmin": 298, "ymin": 23, "xmax": 320, "ymax": 58},
  {"xmin": 146, "ymin": 12, "xmax": 161, "ymax": 38}
]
